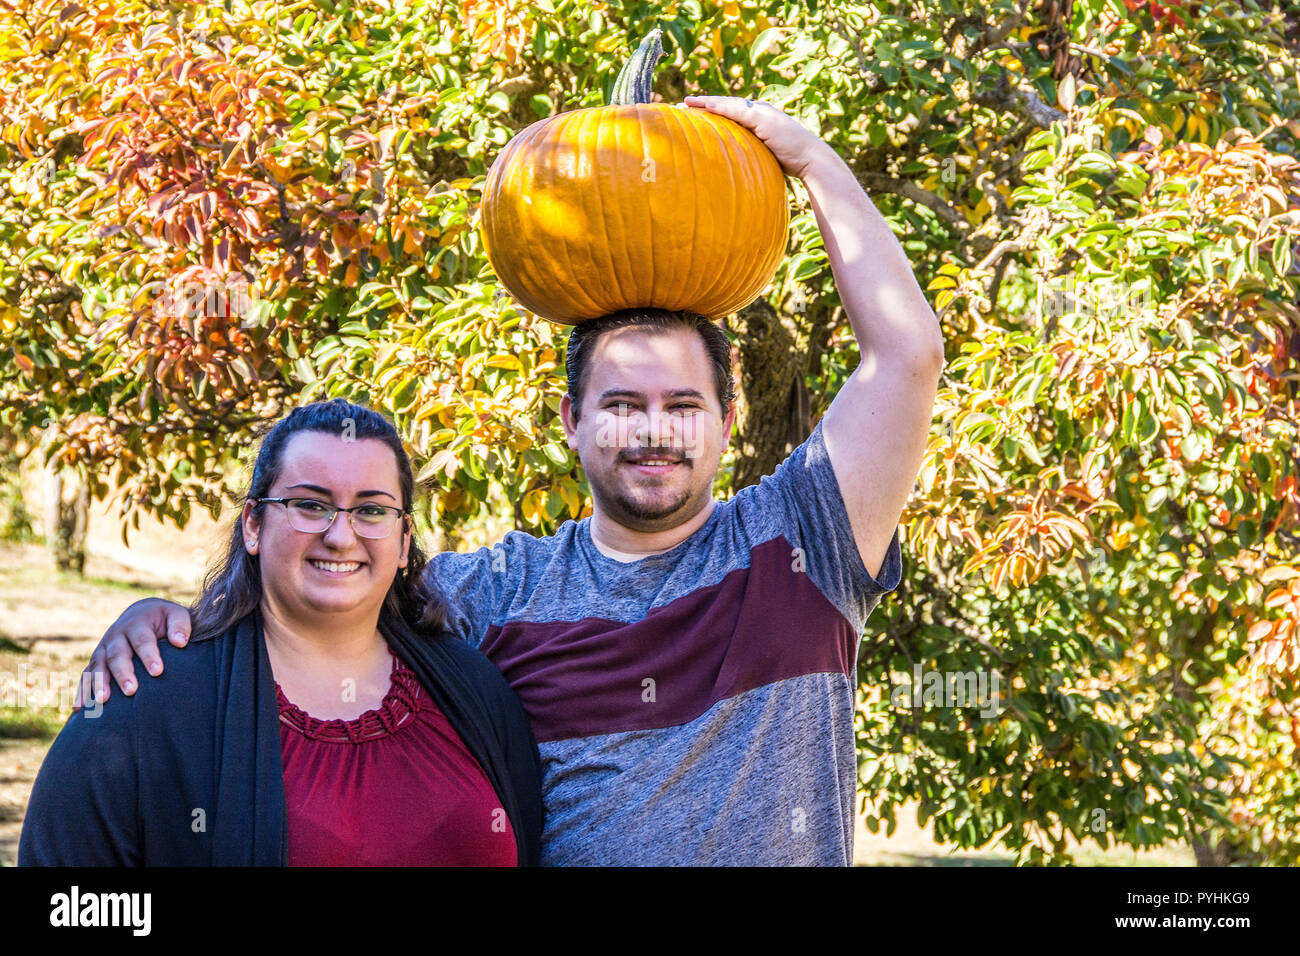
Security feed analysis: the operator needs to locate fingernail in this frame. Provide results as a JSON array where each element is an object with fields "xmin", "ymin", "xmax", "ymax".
[
  {"xmin": 124, "ymin": 681, "xmax": 135, "ymax": 693},
  {"xmin": 172, "ymin": 631, "xmax": 187, "ymax": 643},
  {"xmin": 148, "ymin": 661, "xmax": 161, "ymax": 676}
]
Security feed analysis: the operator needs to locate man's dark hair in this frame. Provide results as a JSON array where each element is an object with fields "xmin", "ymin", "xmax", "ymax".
[
  {"xmin": 564, "ymin": 308, "xmax": 737, "ymax": 420},
  {"xmin": 190, "ymin": 398, "xmax": 442, "ymax": 642}
]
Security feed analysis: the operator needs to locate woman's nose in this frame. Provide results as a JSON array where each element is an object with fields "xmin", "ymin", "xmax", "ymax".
[{"xmin": 322, "ymin": 509, "xmax": 360, "ymax": 546}]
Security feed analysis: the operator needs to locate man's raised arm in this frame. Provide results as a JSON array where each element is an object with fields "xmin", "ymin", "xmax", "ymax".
[
  {"xmin": 686, "ymin": 95, "xmax": 944, "ymax": 580},
  {"xmin": 800, "ymin": 141, "xmax": 944, "ymax": 580}
]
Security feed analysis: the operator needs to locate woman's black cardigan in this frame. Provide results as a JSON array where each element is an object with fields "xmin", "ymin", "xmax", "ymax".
[{"xmin": 18, "ymin": 612, "xmax": 544, "ymax": 866}]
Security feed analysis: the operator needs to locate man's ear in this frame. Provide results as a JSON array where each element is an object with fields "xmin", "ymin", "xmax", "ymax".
[
  {"xmin": 560, "ymin": 393, "xmax": 580, "ymax": 451},
  {"xmin": 722, "ymin": 401, "xmax": 737, "ymax": 445}
]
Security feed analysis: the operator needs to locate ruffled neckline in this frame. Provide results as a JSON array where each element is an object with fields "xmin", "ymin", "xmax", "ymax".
[{"xmin": 276, "ymin": 651, "xmax": 422, "ymax": 743}]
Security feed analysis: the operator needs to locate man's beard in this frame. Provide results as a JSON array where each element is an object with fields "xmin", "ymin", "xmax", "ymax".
[
  {"xmin": 614, "ymin": 482, "xmax": 694, "ymax": 524},
  {"xmin": 588, "ymin": 453, "xmax": 705, "ymax": 531}
]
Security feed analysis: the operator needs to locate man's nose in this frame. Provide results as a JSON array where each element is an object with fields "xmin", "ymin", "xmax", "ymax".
[{"xmin": 634, "ymin": 406, "xmax": 676, "ymax": 447}]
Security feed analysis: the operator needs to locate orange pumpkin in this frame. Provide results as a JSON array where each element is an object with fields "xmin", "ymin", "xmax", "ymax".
[{"xmin": 479, "ymin": 30, "xmax": 789, "ymax": 324}]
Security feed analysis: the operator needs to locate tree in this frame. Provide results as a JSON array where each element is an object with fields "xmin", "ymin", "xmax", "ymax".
[{"xmin": 1, "ymin": 0, "xmax": 1298, "ymax": 863}]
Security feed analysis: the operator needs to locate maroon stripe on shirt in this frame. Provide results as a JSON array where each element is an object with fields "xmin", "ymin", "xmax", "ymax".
[{"xmin": 479, "ymin": 536, "xmax": 857, "ymax": 743}]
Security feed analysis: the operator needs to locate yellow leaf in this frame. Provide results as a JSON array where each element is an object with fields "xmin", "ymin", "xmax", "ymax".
[
  {"xmin": 991, "ymin": 556, "xmax": 1008, "ymax": 593},
  {"xmin": 1261, "ymin": 566, "xmax": 1300, "ymax": 583},
  {"xmin": 1057, "ymin": 73, "xmax": 1075, "ymax": 111},
  {"xmin": 522, "ymin": 488, "xmax": 545, "ymax": 525}
]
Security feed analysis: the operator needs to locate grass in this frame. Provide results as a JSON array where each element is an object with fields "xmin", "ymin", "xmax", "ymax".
[{"xmin": 0, "ymin": 710, "xmax": 62, "ymax": 741}]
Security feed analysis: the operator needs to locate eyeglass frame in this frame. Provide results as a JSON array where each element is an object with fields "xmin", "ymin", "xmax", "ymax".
[{"xmin": 251, "ymin": 496, "xmax": 410, "ymax": 539}]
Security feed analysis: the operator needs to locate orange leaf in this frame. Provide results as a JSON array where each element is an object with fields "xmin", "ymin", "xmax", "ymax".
[
  {"xmin": 1248, "ymin": 620, "xmax": 1276, "ymax": 642},
  {"xmin": 1265, "ymin": 587, "xmax": 1292, "ymax": 608}
]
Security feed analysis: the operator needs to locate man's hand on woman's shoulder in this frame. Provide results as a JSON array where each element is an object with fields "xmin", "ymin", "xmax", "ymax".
[{"xmin": 74, "ymin": 597, "xmax": 193, "ymax": 708}]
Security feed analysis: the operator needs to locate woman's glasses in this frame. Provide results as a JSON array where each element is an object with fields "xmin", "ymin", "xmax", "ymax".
[{"xmin": 254, "ymin": 497, "xmax": 407, "ymax": 539}]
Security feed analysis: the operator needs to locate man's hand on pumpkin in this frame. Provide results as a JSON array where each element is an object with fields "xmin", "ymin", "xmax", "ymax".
[{"xmin": 682, "ymin": 94, "xmax": 830, "ymax": 181}]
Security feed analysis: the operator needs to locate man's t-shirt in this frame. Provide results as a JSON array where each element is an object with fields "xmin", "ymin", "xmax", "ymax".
[{"xmin": 428, "ymin": 420, "xmax": 903, "ymax": 864}]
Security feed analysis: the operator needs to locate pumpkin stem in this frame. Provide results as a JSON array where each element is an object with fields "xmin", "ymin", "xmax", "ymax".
[{"xmin": 610, "ymin": 29, "xmax": 664, "ymax": 106}]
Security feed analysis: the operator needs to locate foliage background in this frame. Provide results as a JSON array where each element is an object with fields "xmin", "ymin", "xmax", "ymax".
[{"xmin": 2, "ymin": 0, "xmax": 1299, "ymax": 863}]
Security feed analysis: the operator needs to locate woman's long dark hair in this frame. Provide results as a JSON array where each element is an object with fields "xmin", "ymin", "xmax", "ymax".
[{"xmin": 190, "ymin": 398, "xmax": 445, "ymax": 642}]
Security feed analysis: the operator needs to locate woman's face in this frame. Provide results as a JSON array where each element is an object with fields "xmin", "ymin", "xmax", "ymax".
[{"xmin": 241, "ymin": 432, "xmax": 411, "ymax": 629}]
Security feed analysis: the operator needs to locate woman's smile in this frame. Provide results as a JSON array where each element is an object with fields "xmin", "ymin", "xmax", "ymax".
[{"xmin": 307, "ymin": 558, "xmax": 366, "ymax": 575}]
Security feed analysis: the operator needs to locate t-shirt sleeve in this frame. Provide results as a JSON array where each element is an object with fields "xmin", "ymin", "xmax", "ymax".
[
  {"xmin": 423, "ymin": 544, "xmax": 508, "ymax": 649},
  {"xmin": 734, "ymin": 417, "xmax": 903, "ymax": 634}
]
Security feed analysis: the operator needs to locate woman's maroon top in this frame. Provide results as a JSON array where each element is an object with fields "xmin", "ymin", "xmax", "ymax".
[{"xmin": 277, "ymin": 650, "xmax": 517, "ymax": 866}]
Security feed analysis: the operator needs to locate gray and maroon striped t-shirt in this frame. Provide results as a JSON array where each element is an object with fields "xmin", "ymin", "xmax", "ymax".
[{"xmin": 426, "ymin": 420, "xmax": 903, "ymax": 865}]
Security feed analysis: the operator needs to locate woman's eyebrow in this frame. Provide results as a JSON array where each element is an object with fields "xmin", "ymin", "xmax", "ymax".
[{"xmin": 283, "ymin": 482, "xmax": 398, "ymax": 500}]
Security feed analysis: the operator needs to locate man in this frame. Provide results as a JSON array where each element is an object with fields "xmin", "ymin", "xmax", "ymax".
[{"xmin": 77, "ymin": 95, "xmax": 944, "ymax": 864}]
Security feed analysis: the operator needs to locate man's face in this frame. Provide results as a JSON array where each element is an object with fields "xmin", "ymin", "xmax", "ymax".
[{"xmin": 561, "ymin": 325, "xmax": 735, "ymax": 533}]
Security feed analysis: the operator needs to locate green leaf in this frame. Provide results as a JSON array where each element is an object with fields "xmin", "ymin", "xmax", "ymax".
[
  {"xmin": 750, "ymin": 26, "xmax": 785, "ymax": 64},
  {"xmin": 1273, "ymin": 234, "xmax": 1292, "ymax": 276}
]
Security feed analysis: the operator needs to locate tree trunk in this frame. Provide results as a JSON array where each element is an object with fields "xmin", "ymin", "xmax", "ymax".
[
  {"xmin": 43, "ymin": 462, "xmax": 88, "ymax": 574},
  {"xmin": 729, "ymin": 297, "xmax": 814, "ymax": 490}
]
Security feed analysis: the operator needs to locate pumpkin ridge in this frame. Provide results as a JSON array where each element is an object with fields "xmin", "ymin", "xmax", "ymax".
[
  {"xmin": 689, "ymin": 111, "xmax": 745, "ymax": 313},
  {"xmin": 706, "ymin": 110, "xmax": 787, "ymax": 315},
  {"xmin": 600, "ymin": 105, "xmax": 636, "ymax": 316},
  {"xmin": 706, "ymin": 113, "xmax": 768, "ymax": 315},
  {"xmin": 653, "ymin": 105, "xmax": 693, "ymax": 314},
  {"xmin": 487, "ymin": 123, "xmax": 551, "ymax": 315},
  {"xmin": 701, "ymin": 113, "xmax": 751, "ymax": 315},
  {"xmin": 585, "ymin": 106, "xmax": 618, "ymax": 319},
  {"xmin": 639, "ymin": 106, "xmax": 660, "ymax": 310},
  {"xmin": 665, "ymin": 103, "xmax": 711, "ymax": 312},
  {"xmin": 551, "ymin": 110, "xmax": 607, "ymax": 320}
]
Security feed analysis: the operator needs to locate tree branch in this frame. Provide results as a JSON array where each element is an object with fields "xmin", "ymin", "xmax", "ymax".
[
  {"xmin": 975, "ymin": 71, "xmax": 1066, "ymax": 129},
  {"xmin": 856, "ymin": 171, "xmax": 971, "ymax": 235}
]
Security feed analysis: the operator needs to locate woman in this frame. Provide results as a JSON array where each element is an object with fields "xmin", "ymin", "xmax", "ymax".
[{"xmin": 19, "ymin": 399, "xmax": 542, "ymax": 865}]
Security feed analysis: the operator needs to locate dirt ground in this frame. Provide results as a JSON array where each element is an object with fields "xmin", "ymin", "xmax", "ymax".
[
  {"xmin": 0, "ymin": 537, "xmax": 1192, "ymax": 867},
  {"xmin": 0, "ymin": 537, "xmax": 201, "ymax": 867}
]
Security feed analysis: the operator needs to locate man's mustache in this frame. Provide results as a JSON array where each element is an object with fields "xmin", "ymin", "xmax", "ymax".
[{"xmin": 618, "ymin": 446, "xmax": 691, "ymax": 463}]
